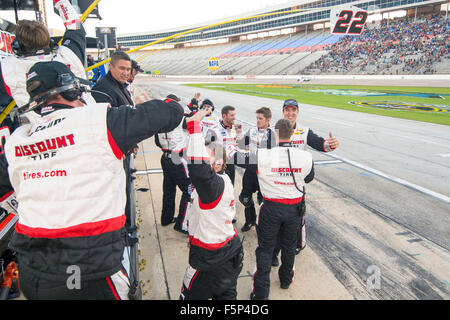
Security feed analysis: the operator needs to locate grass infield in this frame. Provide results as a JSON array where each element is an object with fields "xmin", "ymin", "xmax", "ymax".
[{"xmin": 184, "ymin": 83, "xmax": 450, "ymax": 126}]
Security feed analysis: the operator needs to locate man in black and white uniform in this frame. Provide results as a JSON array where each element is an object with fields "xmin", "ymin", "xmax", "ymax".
[
  {"xmin": 235, "ymin": 119, "xmax": 314, "ymax": 300},
  {"xmin": 277, "ymin": 98, "xmax": 339, "ymax": 257},
  {"xmin": 0, "ymin": 0, "xmax": 92, "ymax": 110},
  {"xmin": 0, "ymin": 0, "xmax": 94, "ymax": 230},
  {"xmin": 238, "ymin": 107, "xmax": 275, "ymax": 232},
  {"xmin": 155, "ymin": 94, "xmax": 192, "ymax": 233},
  {"xmin": 0, "ymin": 61, "xmax": 183, "ymax": 299},
  {"xmin": 187, "ymin": 93, "xmax": 217, "ymax": 135},
  {"xmin": 206, "ymin": 105, "xmax": 243, "ymax": 185},
  {"xmin": 179, "ymin": 107, "xmax": 243, "ymax": 300}
]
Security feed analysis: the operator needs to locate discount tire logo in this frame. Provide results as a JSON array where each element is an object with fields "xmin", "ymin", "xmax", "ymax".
[{"xmin": 350, "ymin": 101, "xmax": 450, "ymax": 112}]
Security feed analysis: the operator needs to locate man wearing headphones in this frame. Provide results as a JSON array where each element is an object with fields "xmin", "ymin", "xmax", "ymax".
[
  {"xmin": 0, "ymin": 0, "xmax": 90, "ymax": 112},
  {"xmin": 0, "ymin": 0, "xmax": 92, "ymax": 274},
  {"xmin": 0, "ymin": 61, "xmax": 184, "ymax": 300},
  {"xmin": 234, "ymin": 119, "xmax": 314, "ymax": 300}
]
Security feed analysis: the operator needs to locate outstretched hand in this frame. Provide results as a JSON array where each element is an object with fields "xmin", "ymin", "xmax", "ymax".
[
  {"xmin": 327, "ymin": 132, "xmax": 339, "ymax": 150},
  {"xmin": 186, "ymin": 106, "xmax": 212, "ymax": 123}
]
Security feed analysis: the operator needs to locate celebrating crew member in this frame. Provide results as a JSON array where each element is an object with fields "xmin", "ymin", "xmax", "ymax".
[
  {"xmin": 0, "ymin": 0, "xmax": 91, "ymax": 127},
  {"xmin": 179, "ymin": 107, "xmax": 243, "ymax": 300},
  {"xmin": 206, "ymin": 105, "xmax": 242, "ymax": 185},
  {"xmin": 187, "ymin": 92, "xmax": 201, "ymax": 113},
  {"xmin": 0, "ymin": 0, "xmax": 93, "ymax": 245},
  {"xmin": 275, "ymin": 98, "xmax": 339, "ymax": 259},
  {"xmin": 238, "ymin": 107, "xmax": 275, "ymax": 232},
  {"xmin": 155, "ymin": 94, "xmax": 192, "ymax": 233},
  {"xmin": 234, "ymin": 119, "xmax": 314, "ymax": 300},
  {"xmin": 187, "ymin": 93, "xmax": 218, "ymax": 134},
  {"xmin": 0, "ymin": 61, "xmax": 184, "ymax": 300},
  {"xmin": 199, "ymin": 99, "xmax": 218, "ymax": 134}
]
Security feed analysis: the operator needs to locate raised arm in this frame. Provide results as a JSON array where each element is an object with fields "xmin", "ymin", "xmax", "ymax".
[
  {"xmin": 107, "ymin": 99, "xmax": 184, "ymax": 155},
  {"xmin": 185, "ymin": 109, "xmax": 224, "ymax": 205},
  {"xmin": 54, "ymin": 0, "xmax": 86, "ymax": 63},
  {"xmin": 307, "ymin": 129, "xmax": 339, "ymax": 152}
]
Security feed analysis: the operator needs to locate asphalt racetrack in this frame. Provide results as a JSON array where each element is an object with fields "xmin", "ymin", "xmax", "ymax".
[{"xmin": 134, "ymin": 76, "xmax": 450, "ymax": 300}]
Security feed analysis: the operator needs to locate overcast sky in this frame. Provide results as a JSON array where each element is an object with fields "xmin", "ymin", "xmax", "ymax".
[
  {"xmin": 79, "ymin": 0, "xmax": 296, "ymax": 36},
  {"xmin": 1, "ymin": 0, "xmax": 296, "ymax": 36}
]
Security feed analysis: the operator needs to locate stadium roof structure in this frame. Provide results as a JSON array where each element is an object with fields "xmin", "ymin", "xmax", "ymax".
[{"xmin": 117, "ymin": 0, "xmax": 448, "ymax": 48}]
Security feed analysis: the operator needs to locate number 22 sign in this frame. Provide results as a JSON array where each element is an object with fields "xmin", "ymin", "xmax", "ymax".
[{"xmin": 330, "ymin": 6, "xmax": 368, "ymax": 35}]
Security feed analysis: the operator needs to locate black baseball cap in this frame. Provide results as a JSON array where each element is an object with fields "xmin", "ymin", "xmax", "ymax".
[
  {"xmin": 166, "ymin": 94, "xmax": 180, "ymax": 102},
  {"xmin": 201, "ymin": 98, "xmax": 214, "ymax": 111},
  {"xmin": 26, "ymin": 61, "xmax": 89, "ymax": 101},
  {"xmin": 283, "ymin": 99, "xmax": 299, "ymax": 109},
  {"xmin": 131, "ymin": 60, "xmax": 144, "ymax": 72},
  {"xmin": 201, "ymin": 98, "xmax": 214, "ymax": 108}
]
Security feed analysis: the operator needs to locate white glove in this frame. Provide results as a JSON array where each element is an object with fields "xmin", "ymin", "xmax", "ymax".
[{"xmin": 54, "ymin": 0, "xmax": 81, "ymax": 30}]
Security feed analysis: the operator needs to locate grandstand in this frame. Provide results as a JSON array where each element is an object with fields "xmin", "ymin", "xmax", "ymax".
[
  {"xmin": 118, "ymin": 0, "xmax": 450, "ymax": 76},
  {"xmin": 303, "ymin": 14, "xmax": 450, "ymax": 75}
]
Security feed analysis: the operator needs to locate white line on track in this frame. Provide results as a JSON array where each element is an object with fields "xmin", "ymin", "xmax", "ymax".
[
  {"xmin": 307, "ymin": 117, "xmax": 449, "ymax": 149},
  {"xmin": 327, "ymin": 153, "xmax": 450, "ymax": 204},
  {"xmin": 315, "ymin": 160, "xmax": 344, "ymax": 165},
  {"xmin": 381, "ymin": 131, "xmax": 450, "ymax": 148}
]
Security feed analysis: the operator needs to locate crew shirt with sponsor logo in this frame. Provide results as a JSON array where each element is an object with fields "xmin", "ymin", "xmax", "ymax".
[
  {"xmin": 0, "ymin": 99, "xmax": 183, "ymax": 280},
  {"xmin": 234, "ymin": 141, "xmax": 314, "ymax": 204},
  {"xmin": 184, "ymin": 120, "xmax": 241, "ymax": 270},
  {"xmin": 239, "ymin": 126, "xmax": 276, "ymax": 152},
  {"xmin": 207, "ymin": 120, "xmax": 243, "ymax": 160},
  {"xmin": 291, "ymin": 124, "xmax": 335, "ymax": 152}
]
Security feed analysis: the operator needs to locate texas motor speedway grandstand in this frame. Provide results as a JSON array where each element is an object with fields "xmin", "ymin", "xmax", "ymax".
[{"xmin": 1, "ymin": 0, "xmax": 449, "ymax": 301}]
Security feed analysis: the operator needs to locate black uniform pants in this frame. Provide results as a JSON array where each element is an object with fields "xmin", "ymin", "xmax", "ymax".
[
  {"xmin": 179, "ymin": 249, "xmax": 243, "ymax": 300},
  {"xmin": 225, "ymin": 164, "xmax": 235, "ymax": 185},
  {"xmin": 123, "ymin": 155, "xmax": 133, "ymax": 229},
  {"xmin": 273, "ymin": 201, "xmax": 306, "ymax": 258},
  {"xmin": 253, "ymin": 201, "xmax": 302, "ymax": 299},
  {"xmin": 19, "ymin": 264, "xmax": 130, "ymax": 300},
  {"xmin": 160, "ymin": 154, "xmax": 191, "ymax": 230},
  {"xmin": 239, "ymin": 168, "xmax": 262, "ymax": 225}
]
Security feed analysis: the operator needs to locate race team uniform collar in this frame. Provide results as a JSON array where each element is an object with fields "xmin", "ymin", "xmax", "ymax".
[
  {"xmin": 220, "ymin": 120, "xmax": 232, "ymax": 129},
  {"xmin": 279, "ymin": 141, "xmax": 292, "ymax": 147},
  {"xmin": 37, "ymin": 103, "xmax": 75, "ymax": 116}
]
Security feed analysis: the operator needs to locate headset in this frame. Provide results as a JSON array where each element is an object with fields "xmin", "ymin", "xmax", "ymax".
[
  {"xmin": 11, "ymin": 38, "xmax": 57, "ymax": 57},
  {"xmin": 19, "ymin": 73, "xmax": 87, "ymax": 114}
]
